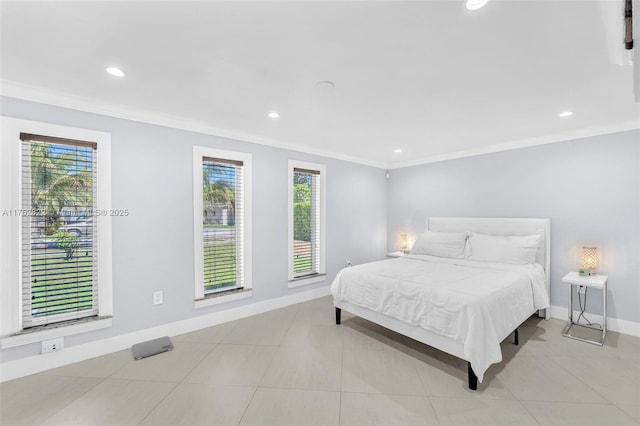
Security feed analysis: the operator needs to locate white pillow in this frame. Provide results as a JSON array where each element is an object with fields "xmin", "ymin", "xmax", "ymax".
[
  {"xmin": 468, "ymin": 233, "xmax": 541, "ymax": 264},
  {"xmin": 410, "ymin": 230, "xmax": 468, "ymax": 259}
]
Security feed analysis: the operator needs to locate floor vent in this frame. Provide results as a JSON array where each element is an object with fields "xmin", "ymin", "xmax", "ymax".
[{"xmin": 131, "ymin": 336, "xmax": 174, "ymax": 360}]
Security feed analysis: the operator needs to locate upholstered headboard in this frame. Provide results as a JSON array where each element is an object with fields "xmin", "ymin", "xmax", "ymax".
[{"xmin": 427, "ymin": 217, "xmax": 551, "ymax": 319}]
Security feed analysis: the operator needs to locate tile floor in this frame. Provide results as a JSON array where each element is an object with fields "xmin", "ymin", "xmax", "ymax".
[{"xmin": 1, "ymin": 296, "xmax": 639, "ymax": 425}]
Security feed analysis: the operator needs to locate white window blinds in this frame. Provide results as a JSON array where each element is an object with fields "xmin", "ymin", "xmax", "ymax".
[
  {"xmin": 20, "ymin": 133, "xmax": 98, "ymax": 328},
  {"xmin": 292, "ymin": 168, "xmax": 321, "ymax": 278},
  {"xmin": 202, "ymin": 157, "xmax": 244, "ymax": 293}
]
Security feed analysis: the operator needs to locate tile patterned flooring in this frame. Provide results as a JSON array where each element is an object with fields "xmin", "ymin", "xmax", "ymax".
[{"xmin": 1, "ymin": 296, "xmax": 639, "ymax": 425}]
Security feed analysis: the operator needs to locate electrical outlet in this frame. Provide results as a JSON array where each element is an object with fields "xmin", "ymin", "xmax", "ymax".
[
  {"xmin": 42, "ymin": 337, "xmax": 64, "ymax": 354},
  {"xmin": 346, "ymin": 260, "xmax": 353, "ymax": 267},
  {"xmin": 153, "ymin": 290, "xmax": 164, "ymax": 305}
]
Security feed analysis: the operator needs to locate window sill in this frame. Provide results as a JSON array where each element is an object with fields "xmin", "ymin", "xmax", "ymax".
[
  {"xmin": 288, "ymin": 273, "xmax": 327, "ymax": 288},
  {"xmin": 195, "ymin": 288, "xmax": 252, "ymax": 309},
  {"xmin": 0, "ymin": 317, "xmax": 112, "ymax": 349}
]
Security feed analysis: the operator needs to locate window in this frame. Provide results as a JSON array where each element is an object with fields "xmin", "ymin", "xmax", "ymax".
[
  {"xmin": 20, "ymin": 134, "xmax": 98, "ymax": 327},
  {"xmin": 193, "ymin": 147, "xmax": 252, "ymax": 307},
  {"xmin": 288, "ymin": 160, "xmax": 326, "ymax": 286},
  {"xmin": 0, "ymin": 117, "xmax": 112, "ymax": 345}
]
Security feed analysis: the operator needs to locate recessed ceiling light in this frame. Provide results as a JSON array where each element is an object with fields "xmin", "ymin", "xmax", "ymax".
[
  {"xmin": 268, "ymin": 111, "xmax": 280, "ymax": 119},
  {"xmin": 466, "ymin": 0, "xmax": 488, "ymax": 10},
  {"xmin": 106, "ymin": 67, "xmax": 126, "ymax": 77},
  {"xmin": 558, "ymin": 111, "xmax": 573, "ymax": 118},
  {"xmin": 394, "ymin": 148, "xmax": 402, "ymax": 153}
]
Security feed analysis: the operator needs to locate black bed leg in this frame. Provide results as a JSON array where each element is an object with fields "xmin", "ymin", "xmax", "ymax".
[
  {"xmin": 467, "ymin": 362, "xmax": 478, "ymax": 391},
  {"xmin": 335, "ymin": 307, "xmax": 341, "ymax": 325},
  {"xmin": 514, "ymin": 328, "xmax": 519, "ymax": 346}
]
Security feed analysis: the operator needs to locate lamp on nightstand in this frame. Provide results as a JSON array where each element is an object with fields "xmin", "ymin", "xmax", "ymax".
[
  {"xmin": 400, "ymin": 233, "xmax": 409, "ymax": 254},
  {"xmin": 579, "ymin": 246, "xmax": 598, "ymax": 276}
]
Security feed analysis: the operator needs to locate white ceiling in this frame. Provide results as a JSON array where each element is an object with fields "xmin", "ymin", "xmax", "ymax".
[{"xmin": 1, "ymin": 0, "xmax": 638, "ymax": 168}]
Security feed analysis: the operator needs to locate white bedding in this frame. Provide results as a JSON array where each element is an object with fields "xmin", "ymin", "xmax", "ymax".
[{"xmin": 331, "ymin": 255, "xmax": 549, "ymax": 382}]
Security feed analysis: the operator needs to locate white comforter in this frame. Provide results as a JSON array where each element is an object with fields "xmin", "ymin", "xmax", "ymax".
[{"xmin": 331, "ymin": 255, "xmax": 549, "ymax": 382}]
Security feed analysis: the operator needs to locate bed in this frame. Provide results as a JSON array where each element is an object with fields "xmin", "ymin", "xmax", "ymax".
[{"xmin": 331, "ymin": 217, "xmax": 551, "ymax": 390}]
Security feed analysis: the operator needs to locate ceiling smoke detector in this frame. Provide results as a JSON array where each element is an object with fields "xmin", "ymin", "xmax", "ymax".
[{"xmin": 315, "ymin": 81, "xmax": 335, "ymax": 91}]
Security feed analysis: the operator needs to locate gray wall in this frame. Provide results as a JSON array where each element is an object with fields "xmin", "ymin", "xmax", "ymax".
[
  {"xmin": 387, "ymin": 130, "xmax": 640, "ymax": 323},
  {"xmin": 0, "ymin": 97, "xmax": 388, "ymax": 363},
  {"xmin": 2, "ymin": 95, "xmax": 637, "ymax": 367}
]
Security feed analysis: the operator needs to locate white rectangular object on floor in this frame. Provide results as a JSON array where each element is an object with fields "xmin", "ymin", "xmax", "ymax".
[{"xmin": 131, "ymin": 336, "xmax": 173, "ymax": 360}]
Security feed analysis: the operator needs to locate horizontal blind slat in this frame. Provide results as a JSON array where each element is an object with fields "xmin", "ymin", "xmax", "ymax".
[
  {"xmin": 202, "ymin": 158, "xmax": 243, "ymax": 294},
  {"xmin": 292, "ymin": 170, "xmax": 321, "ymax": 276},
  {"xmin": 21, "ymin": 139, "xmax": 99, "ymax": 328}
]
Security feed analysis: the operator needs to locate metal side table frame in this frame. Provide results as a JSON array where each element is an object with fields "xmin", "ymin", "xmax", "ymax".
[{"xmin": 561, "ymin": 272, "xmax": 607, "ymax": 346}]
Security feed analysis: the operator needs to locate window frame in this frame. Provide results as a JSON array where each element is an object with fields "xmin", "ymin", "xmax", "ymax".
[
  {"xmin": 287, "ymin": 159, "xmax": 326, "ymax": 287},
  {"xmin": 0, "ymin": 117, "xmax": 113, "ymax": 347},
  {"xmin": 193, "ymin": 146, "xmax": 252, "ymax": 308}
]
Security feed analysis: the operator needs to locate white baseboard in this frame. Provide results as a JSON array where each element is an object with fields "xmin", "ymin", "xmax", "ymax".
[
  {"xmin": 549, "ymin": 304, "xmax": 640, "ymax": 337},
  {"xmin": 0, "ymin": 286, "xmax": 331, "ymax": 383},
  {"xmin": 3, "ymin": 293, "xmax": 636, "ymax": 383}
]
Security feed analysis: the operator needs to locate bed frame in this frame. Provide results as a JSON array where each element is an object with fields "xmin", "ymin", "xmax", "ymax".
[{"xmin": 334, "ymin": 217, "xmax": 551, "ymax": 390}]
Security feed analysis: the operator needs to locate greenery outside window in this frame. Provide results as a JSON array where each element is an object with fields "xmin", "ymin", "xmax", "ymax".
[
  {"xmin": 193, "ymin": 147, "xmax": 252, "ymax": 307},
  {"xmin": 0, "ymin": 117, "xmax": 113, "ymax": 345},
  {"xmin": 288, "ymin": 160, "xmax": 326, "ymax": 286},
  {"xmin": 20, "ymin": 134, "xmax": 99, "ymax": 327}
]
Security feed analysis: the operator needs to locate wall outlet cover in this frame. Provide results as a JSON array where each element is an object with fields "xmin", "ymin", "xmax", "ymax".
[{"xmin": 42, "ymin": 337, "xmax": 64, "ymax": 354}]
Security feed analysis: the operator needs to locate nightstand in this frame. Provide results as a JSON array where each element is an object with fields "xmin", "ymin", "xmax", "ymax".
[
  {"xmin": 386, "ymin": 251, "xmax": 405, "ymax": 258},
  {"xmin": 561, "ymin": 271, "xmax": 607, "ymax": 346}
]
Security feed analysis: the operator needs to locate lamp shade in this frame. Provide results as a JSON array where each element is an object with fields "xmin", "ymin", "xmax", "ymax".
[
  {"xmin": 400, "ymin": 233, "xmax": 408, "ymax": 251},
  {"xmin": 581, "ymin": 246, "xmax": 597, "ymax": 272}
]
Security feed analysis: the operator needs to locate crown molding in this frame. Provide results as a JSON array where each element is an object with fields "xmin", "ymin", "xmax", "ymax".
[
  {"xmin": 386, "ymin": 118, "xmax": 640, "ymax": 170},
  {"xmin": 2, "ymin": 79, "xmax": 637, "ymax": 171},
  {"xmin": 0, "ymin": 79, "xmax": 385, "ymax": 169}
]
